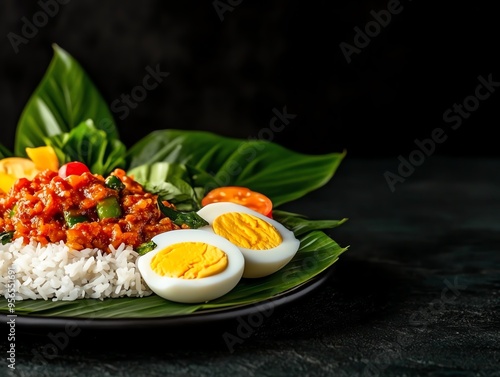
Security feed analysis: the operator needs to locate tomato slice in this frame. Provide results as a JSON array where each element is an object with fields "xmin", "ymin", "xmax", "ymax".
[
  {"xmin": 201, "ymin": 186, "xmax": 273, "ymax": 218},
  {"xmin": 58, "ymin": 161, "xmax": 91, "ymax": 178}
]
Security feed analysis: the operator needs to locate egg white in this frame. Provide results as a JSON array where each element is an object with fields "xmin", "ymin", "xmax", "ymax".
[
  {"xmin": 197, "ymin": 202, "xmax": 301, "ymax": 278},
  {"xmin": 137, "ymin": 229, "xmax": 245, "ymax": 303}
]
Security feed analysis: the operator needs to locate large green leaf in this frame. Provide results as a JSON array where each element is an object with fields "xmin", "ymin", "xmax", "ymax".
[
  {"xmin": 0, "ymin": 213, "xmax": 348, "ymax": 318},
  {"xmin": 14, "ymin": 44, "xmax": 119, "ymax": 157},
  {"xmin": 126, "ymin": 130, "xmax": 346, "ymax": 207}
]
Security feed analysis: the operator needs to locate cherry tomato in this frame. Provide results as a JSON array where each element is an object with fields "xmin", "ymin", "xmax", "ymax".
[
  {"xmin": 201, "ymin": 186, "xmax": 273, "ymax": 218},
  {"xmin": 58, "ymin": 161, "xmax": 90, "ymax": 178}
]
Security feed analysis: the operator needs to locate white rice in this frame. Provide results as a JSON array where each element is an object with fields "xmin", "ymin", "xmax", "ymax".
[{"xmin": 0, "ymin": 237, "xmax": 152, "ymax": 301}]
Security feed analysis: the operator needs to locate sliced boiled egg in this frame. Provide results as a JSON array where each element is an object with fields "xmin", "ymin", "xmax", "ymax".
[
  {"xmin": 137, "ymin": 229, "xmax": 245, "ymax": 303},
  {"xmin": 197, "ymin": 202, "xmax": 300, "ymax": 278}
]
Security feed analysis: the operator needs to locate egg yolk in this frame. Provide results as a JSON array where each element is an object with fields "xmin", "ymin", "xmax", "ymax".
[
  {"xmin": 213, "ymin": 212, "xmax": 282, "ymax": 250},
  {"xmin": 151, "ymin": 242, "xmax": 228, "ymax": 279}
]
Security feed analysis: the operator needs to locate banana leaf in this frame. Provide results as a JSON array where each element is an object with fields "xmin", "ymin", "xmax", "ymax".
[{"xmin": 126, "ymin": 130, "xmax": 346, "ymax": 208}]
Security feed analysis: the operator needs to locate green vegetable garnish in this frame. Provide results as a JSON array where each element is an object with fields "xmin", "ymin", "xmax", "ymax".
[
  {"xmin": 136, "ymin": 240, "xmax": 157, "ymax": 256},
  {"xmin": 0, "ymin": 231, "xmax": 14, "ymax": 245},
  {"xmin": 157, "ymin": 198, "xmax": 208, "ymax": 229}
]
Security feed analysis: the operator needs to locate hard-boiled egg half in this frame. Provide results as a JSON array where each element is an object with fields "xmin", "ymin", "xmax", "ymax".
[
  {"xmin": 197, "ymin": 202, "xmax": 300, "ymax": 278},
  {"xmin": 137, "ymin": 229, "xmax": 245, "ymax": 303}
]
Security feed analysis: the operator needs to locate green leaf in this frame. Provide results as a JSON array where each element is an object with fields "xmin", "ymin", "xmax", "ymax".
[
  {"xmin": 273, "ymin": 210, "xmax": 348, "ymax": 237},
  {"xmin": 126, "ymin": 130, "xmax": 346, "ymax": 208},
  {"xmin": 14, "ymin": 44, "xmax": 119, "ymax": 157},
  {"xmin": 45, "ymin": 119, "xmax": 127, "ymax": 175},
  {"xmin": 0, "ymin": 215, "xmax": 348, "ymax": 318}
]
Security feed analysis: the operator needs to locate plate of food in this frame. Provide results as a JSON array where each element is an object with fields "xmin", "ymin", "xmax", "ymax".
[{"xmin": 0, "ymin": 44, "xmax": 349, "ymax": 328}]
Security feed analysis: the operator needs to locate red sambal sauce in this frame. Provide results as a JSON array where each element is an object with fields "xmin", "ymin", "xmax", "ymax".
[{"xmin": 0, "ymin": 168, "xmax": 183, "ymax": 252}]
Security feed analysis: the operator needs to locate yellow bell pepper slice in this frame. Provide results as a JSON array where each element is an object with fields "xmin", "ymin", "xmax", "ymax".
[{"xmin": 26, "ymin": 146, "xmax": 59, "ymax": 172}]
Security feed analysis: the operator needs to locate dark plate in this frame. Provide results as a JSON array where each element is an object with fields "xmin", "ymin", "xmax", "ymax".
[{"xmin": 1, "ymin": 268, "xmax": 333, "ymax": 332}]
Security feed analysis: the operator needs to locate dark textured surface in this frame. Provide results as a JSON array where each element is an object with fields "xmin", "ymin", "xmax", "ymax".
[
  {"xmin": 1, "ymin": 157, "xmax": 499, "ymax": 376},
  {"xmin": 1, "ymin": 1, "xmax": 500, "ymax": 157}
]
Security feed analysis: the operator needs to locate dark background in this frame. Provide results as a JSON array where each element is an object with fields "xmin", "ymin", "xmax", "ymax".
[{"xmin": 1, "ymin": 0, "xmax": 499, "ymax": 158}]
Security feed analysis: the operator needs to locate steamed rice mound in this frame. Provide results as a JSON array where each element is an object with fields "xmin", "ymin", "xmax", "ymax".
[{"xmin": 0, "ymin": 238, "xmax": 152, "ymax": 301}]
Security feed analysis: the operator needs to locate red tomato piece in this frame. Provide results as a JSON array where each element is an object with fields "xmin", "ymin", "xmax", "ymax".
[{"xmin": 58, "ymin": 161, "xmax": 90, "ymax": 178}]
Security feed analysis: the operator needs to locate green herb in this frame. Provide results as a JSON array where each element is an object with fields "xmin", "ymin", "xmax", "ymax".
[
  {"xmin": 157, "ymin": 198, "xmax": 208, "ymax": 229},
  {"xmin": 0, "ymin": 231, "xmax": 14, "ymax": 245},
  {"xmin": 136, "ymin": 240, "xmax": 157, "ymax": 256}
]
